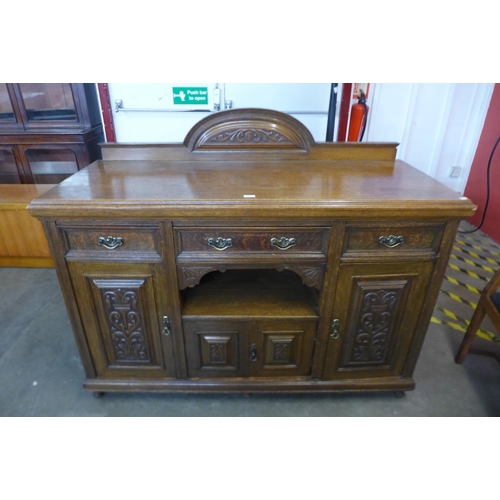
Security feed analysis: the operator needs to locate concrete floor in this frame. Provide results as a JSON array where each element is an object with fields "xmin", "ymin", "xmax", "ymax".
[{"xmin": 1, "ymin": 266, "xmax": 500, "ymax": 417}]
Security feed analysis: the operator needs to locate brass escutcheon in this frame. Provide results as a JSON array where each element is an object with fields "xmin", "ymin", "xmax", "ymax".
[
  {"xmin": 162, "ymin": 316, "xmax": 171, "ymax": 336},
  {"xmin": 330, "ymin": 319, "xmax": 340, "ymax": 339}
]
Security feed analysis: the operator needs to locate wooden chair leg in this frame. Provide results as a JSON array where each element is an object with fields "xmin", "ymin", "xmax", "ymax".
[{"xmin": 455, "ymin": 306, "xmax": 486, "ymax": 364}]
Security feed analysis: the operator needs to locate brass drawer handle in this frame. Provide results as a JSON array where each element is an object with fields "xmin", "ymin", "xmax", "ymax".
[
  {"xmin": 379, "ymin": 235, "xmax": 404, "ymax": 248},
  {"xmin": 330, "ymin": 319, "xmax": 340, "ymax": 339},
  {"xmin": 207, "ymin": 237, "xmax": 233, "ymax": 251},
  {"xmin": 98, "ymin": 235, "xmax": 123, "ymax": 250},
  {"xmin": 270, "ymin": 236, "xmax": 297, "ymax": 250}
]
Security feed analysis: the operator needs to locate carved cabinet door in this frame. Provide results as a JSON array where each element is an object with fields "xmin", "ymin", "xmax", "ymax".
[
  {"xmin": 247, "ymin": 319, "xmax": 317, "ymax": 377},
  {"xmin": 67, "ymin": 262, "xmax": 177, "ymax": 379},
  {"xmin": 184, "ymin": 319, "xmax": 250, "ymax": 378},
  {"xmin": 323, "ymin": 261, "xmax": 433, "ymax": 380},
  {"xmin": 183, "ymin": 318, "xmax": 317, "ymax": 378}
]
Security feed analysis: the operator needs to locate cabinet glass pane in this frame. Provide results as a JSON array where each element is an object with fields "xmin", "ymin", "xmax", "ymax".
[
  {"xmin": 0, "ymin": 148, "xmax": 21, "ymax": 183},
  {"xmin": 0, "ymin": 84, "xmax": 15, "ymax": 122},
  {"xmin": 26, "ymin": 148, "xmax": 78, "ymax": 184},
  {"xmin": 19, "ymin": 83, "xmax": 76, "ymax": 122}
]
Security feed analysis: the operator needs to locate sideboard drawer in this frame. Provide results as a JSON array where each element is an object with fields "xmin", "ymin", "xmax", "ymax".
[
  {"xmin": 342, "ymin": 223, "xmax": 444, "ymax": 260},
  {"xmin": 61, "ymin": 224, "xmax": 160, "ymax": 257},
  {"xmin": 175, "ymin": 227, "xmax": 330, "ymax": 257}
]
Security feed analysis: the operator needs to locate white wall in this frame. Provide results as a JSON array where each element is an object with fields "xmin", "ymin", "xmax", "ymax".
[
  {"xmin": 223, "ymin": 83, "xmax": 339, "ymax": 141},
  {"xmin": 366, "ymin": 83, "xmax": 494, "ymax": 193},
  {"xmin": 107, "ymin": 83, "xmax": 340, "ymax": 143}
]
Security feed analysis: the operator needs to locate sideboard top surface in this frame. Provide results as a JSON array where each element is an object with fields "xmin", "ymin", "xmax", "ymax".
[
  {"xmin": 27, "ymin": 158, "xmax": 475, "ymax": 219},
  {"xmin": 27, "ymin": 108, "xmax": 476, "ymax": 219}
]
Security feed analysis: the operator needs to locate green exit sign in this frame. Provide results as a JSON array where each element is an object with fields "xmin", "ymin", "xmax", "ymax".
[{"xmin": 173, "ymin": 87, "xmax": 209, "ymax": 105}]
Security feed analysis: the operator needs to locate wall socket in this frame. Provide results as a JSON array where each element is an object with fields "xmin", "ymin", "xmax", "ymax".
[{"xmin": 450, "ymin": 166, "xmax": 462, "ymax": 177}]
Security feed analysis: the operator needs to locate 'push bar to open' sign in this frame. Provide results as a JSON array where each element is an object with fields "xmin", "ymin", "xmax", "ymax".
[{"xmin": 173, "ymin": 87, "xmax": 209, "ymax": 105}]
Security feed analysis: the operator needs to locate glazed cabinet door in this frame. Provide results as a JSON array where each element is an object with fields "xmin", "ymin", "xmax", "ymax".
[
  {"xmin": 67, "ymin": 261, "xmax": 177, "ymax": 380},
  {"xmin": 323, "ymin": 261, "xmax": 434, "ymax": 380},
  {"xmin": 0, "ymin": 146, "xmax": 24, "ymax": 183}
]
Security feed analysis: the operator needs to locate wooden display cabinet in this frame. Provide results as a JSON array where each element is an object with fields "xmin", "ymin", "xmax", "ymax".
[
  {"xmin": 28, "ymin": 108, "xmax": 476, "ymax": 396},
  {"xmin": 0, "ymin": 184, "xmax": 55, "ymax": 267},
  {"xmin": 0, "ymin": 83, "xmax": 104, "ymax": 184}
]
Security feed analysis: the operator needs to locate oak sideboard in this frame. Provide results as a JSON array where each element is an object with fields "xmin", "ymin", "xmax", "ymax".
[{"xmin": 28, "ymin": 108, "xmax": 476, "ymax": 396}]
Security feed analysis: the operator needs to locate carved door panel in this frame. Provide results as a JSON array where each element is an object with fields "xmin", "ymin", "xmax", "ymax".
[
  {"xmin": 68, "ymin": 262, "xmax": 176, "ymax": 379},
  {"xmin": 323, "ymin": 262, "xmax": 433, "ymax": 380},
  {"xmin": 183, "ymin": 319, "xmax": 249, "ymax": 378},
  {"xmin": 247, "ymin": 319, "xmax": 317, "ymax": 377}
]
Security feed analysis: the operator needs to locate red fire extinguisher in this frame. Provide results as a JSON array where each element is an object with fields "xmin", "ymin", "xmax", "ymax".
[{"xmin": 347, "ymin": 89, "xmax": 369, "ymax": 142}]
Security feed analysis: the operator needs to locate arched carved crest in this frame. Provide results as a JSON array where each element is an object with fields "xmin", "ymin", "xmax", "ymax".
[{"xmin": 184, "ymin": 108, "xmax": 315, "ymax": 153}]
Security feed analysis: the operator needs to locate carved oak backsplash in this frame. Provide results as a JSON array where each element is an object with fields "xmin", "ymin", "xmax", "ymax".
[{"xmin": 183, "ymin": 109, "xmax": 315, "ymax": 152}]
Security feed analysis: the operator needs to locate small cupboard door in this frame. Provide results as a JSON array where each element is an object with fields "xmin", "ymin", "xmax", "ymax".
[
  {"xmin": 183, "ymin": 318, "xmax": 317, "ymax": 378},
  {"xmin": 248, "ymin": 319, "xmax": 316, "ymax": 377},
  {"xmin": 323, "ymin": 262, "xmax": 433, "ymax": 380},
  {"xmin": 184, "ymin": 319, "xmax": 249, "ymax": 378},
  {"xmin": 68, "ymin": 262, "xmax": 176, "ymax": 379}
]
